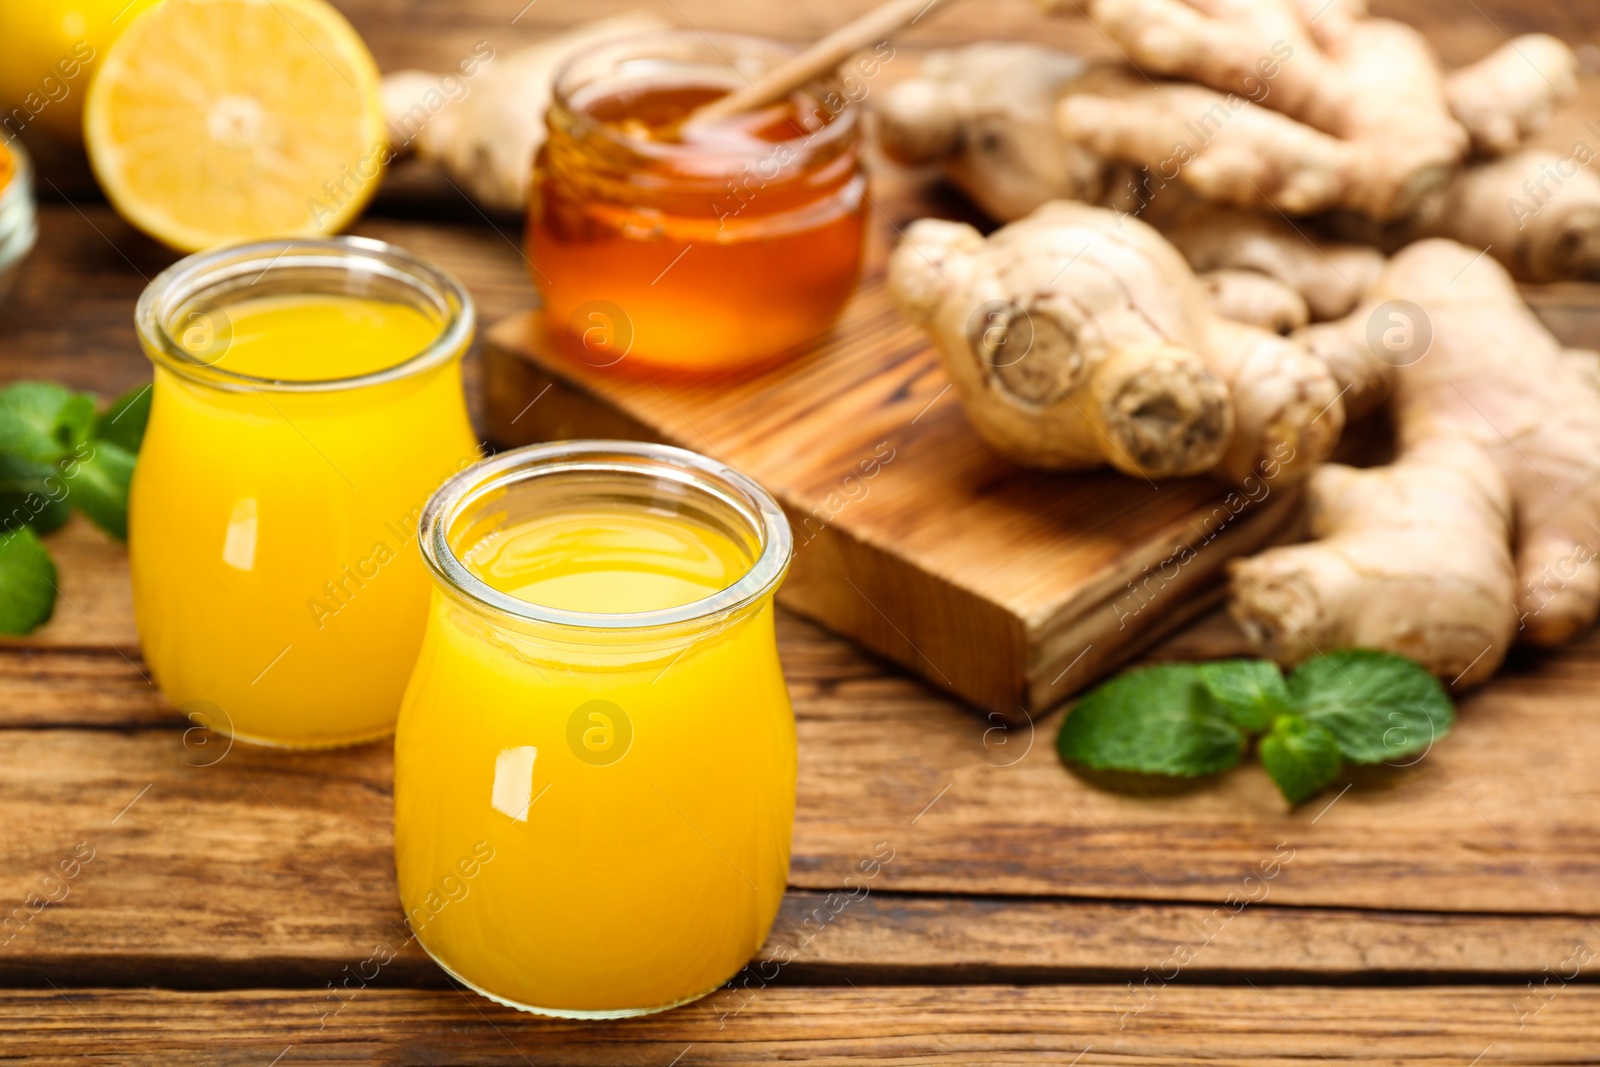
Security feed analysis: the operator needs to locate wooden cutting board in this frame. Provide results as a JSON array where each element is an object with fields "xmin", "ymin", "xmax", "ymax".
[{"xmin": 482, "ymin": 181, "xmax": 1300, "ymax": 720}]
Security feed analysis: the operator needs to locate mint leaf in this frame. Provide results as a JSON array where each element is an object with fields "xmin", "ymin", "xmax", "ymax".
[
  {"xmin": 0, "ymin": 455, "xmax": 71, "ymax": 534},
  {"xmin": 0, "ymin": 492, "xmax": 70, "ymax": 535},
  {"xmin": 0, "ymin": 525, "xmax": 57, "ymax": 634},
  {"xmin": 1259, "ymin": 714, "xmax": 1343, "ymax": 804},
  {"xmin": 0, "ymin": 382, "xmax": 96, "ymax": 464},
  {"xmin": 1057, "ymin": 663, "xmax": 1245, "ymax": 777},
  {"xmin": 1198, "ymin": 659, "xmax": 1290, "ymax": 734},
  {"xmin": 1288, "ymin": 650, "xmax": 1455, "ymax": 764},
  {"xmin": 72, "ymin": 441, "xmax": 137, "ymax": 541},
  {"xmin": 95, "ymin": 383, "xmax": 152, "ymax": 454},
  {"xmin": 0, "ymin": 453, "xmax": 54, "ymax": 495}
]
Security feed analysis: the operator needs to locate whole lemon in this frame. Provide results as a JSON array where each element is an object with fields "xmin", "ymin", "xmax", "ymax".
[{"xmin": 0, "ymin": 0, "xmax": 162, "ymax": 143}]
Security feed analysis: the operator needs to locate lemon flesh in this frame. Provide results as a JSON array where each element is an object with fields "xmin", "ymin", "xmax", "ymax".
[{"xmin": 85, "ymin": 0, "xmax": 386, "ymax": 251}]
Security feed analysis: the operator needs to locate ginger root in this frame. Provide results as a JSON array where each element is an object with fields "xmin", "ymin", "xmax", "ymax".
[
  {"xmin": 1229, "ymin": 239, "xmax": 1600, "ymax": 685},
  {"xmin": 874, "ymin": 43, "xmax": 1108, "ymax": 221},
  {"xmin": 1332, "ymin": 149, "xmax": 1600, "ymax": 283},
  {"xmin": 876, "ymin": 28, "xmax": 1590, "ymax": 280},
  {"xmin": 1196, "ymin": 269, "xmax": 1308, "ymax": 334},
  {"xmin": 1445, "ymin": 34, "xmax": 1580, "ymax": 158},
  {"xmin": 1143, "ymin": 198, "xmax": 1386, "ymax": 321},
  {"xmin": 1057, "ymin": 75, "xmax": 1364, "ymax": 216},
  {"xmin": 1053, "ymin": 0, "xmax": 1469, "ymax": 219},
  {"xmin": 381, "ymin": 12, "xmax": 668, "ymax": 212},
  {"xmin": 887, "ymin": 201, "xmax": 1343, "ymax": 485},
  {"xmin": 1231, "ymin": 438, "xmax": 1516, "ymax": 687}
]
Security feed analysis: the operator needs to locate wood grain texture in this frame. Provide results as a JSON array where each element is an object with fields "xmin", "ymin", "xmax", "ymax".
[
  {"xmin": 1, "ymin": 523, "xmax": 1598, "ymax": 921},
  {"xmin": 484, "ymin": 165, "xmax": 1305, "ymax": 718},
  {"xmin": 3, "ymin": 5, "xmax": 1600, "ymax": 1049},
  {"xmin": 6, "ymin": 879, "xmax": 1593, "ymax": 988},
  {"xmin": 321, "ymin": 0, "xmax": 1600, "ymax": 79},
  {"xmin": 1, "ymin": 698, "xmax": 1591, "ymax": 986},
  {"xmin": 4, "ymin": 611, "xmax": 1600, "ymax": 922},
  {"xmin": 4, "ymin": 986, "xmax": 1597, "ymax": 1064}
]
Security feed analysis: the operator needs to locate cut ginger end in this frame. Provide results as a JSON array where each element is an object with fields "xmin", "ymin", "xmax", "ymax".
[{"xmin": 83, "ymin": 0, "xmax": 386, "ymax": 252}]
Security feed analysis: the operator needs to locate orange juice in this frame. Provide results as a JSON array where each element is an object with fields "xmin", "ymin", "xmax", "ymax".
[
  {"xmin": 394, "ymin": 442, "xmax": 795, "ymax": 1016},
  {"xmin": 129, "ymin": 238, "xmax": 478, "ymax": 747}
]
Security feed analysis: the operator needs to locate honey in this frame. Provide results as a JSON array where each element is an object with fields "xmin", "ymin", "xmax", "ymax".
[{"xmin": 528, "ymin": 32, "xmax": 867, "ymax": 374}]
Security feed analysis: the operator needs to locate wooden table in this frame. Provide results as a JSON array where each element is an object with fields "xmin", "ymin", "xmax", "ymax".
[{"xmin": 4, "ymin": 1, "xmax": 1600, "ymax": 1061}]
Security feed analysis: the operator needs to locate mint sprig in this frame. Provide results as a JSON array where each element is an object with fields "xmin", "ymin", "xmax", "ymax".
[
  {"xmin": 1057, "ymin": 651, "xmax": 1455, "ymax": 806},
  {"xmin": 0, "ymin": 382, "xmax": 95, "ymax": 464},
  {"xmin": 1055, "ymin": 664, "xmax": 1245, "ymax": 777},
  {"xmin": 1198, "ymin": 658, "xmax": 1292, "ymax": 734},
  {"xmin": 1258, "ymin": 714, "xmax": 1343, "ymax": 804},
  {"xmin": 0, "ymin": 526, "xmax": 57, "ymax": 634},
  {"xmin": 72, "ymin": 441, "xmax": 139, "ymax": 542},
  {"xmin": 1288, "ymin": 650, "xmax": 1454, "ymax": 763},
  {"xmin": 0, "ymin": 381, "xmax": 150, "ymax": 635}
]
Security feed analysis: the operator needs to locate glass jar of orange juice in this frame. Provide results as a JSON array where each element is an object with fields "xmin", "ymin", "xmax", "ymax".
[
  {"xmin": 394, "ymin": 441, "xmax": 796, "ymax": 1016},
  {"xmin": 130, "ymin": 238, "xmax": 479, "ymax": 748},
  {"xmin": 528, "ymin": 32, "xmax": 867, "ymax": 374}
]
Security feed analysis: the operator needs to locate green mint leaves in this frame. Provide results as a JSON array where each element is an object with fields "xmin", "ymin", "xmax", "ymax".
[
  {"xmin": 71, "ymin": 441, "xmax": 139, "ymax": 542},
  {"xmin": 0, "ymin": 526, "xmax": 58, "ymax": 634},
  {"xmin": 0, "ymin": 381, "xmax": 150, "ymax": 634},
  {"xmin": 1258, "ymin": 715, "xmax": 1343, "ymax": 804},
  {"xmin": 1287, "ymin": 650, "xmax": 1453, "ymax": 764},
  {"xmin": 0, "ymin": 382, "xmax": 96, "ymax": 465},
  {"xmin": 1057, "ymin": 651, "xmax": 1455, "ymax": 806},
  {"xmin": 1198, "ymin": 658, "xmax": 1292, "ymax": 734},
  {"xmin": 1053, "ymin": 664, "xmax": 1246, "ymax": 777}
]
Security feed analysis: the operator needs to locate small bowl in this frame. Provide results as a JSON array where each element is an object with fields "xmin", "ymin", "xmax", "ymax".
[{"xmin": 0, "ymin": 140, "xmax": 39, "ymax": 304}]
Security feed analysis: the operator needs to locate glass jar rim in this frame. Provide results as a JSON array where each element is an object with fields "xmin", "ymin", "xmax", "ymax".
[
  {"xmin": 419, "ymin": 440, "xmax": 794, "ymax": 632},
  {"xmin": 134, "ymin": 235, "xmax": 475, "ymax": 394},
  {"xmin": 548, "ymin": 29, "xmax": 862, "ymax": 167}
]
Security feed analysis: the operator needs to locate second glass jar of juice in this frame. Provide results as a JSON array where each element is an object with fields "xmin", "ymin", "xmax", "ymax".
[
  {"xmin": 529, "ymin": 31, "xmax": 867, "ymax": 374},
  {"xmin": 395, "ymin": 441, "xmax": 796, "ymax": 1016},
  {"xmin": 130, "ymin": 237, "xmax": 479, "ymax": 747}
]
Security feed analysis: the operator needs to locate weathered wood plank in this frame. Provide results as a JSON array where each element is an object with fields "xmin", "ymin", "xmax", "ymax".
[
  {"xmin": 3, "ymin": 986, "xmax": 1596, "ymax": 1065},
  {"xmin": 2, "ymin": 626, "xmax": 1599, "ymax": 921},
  {"xmin": 5, "ymin": 827, "xmax": 1595, "ymax": 988},
  {"xmin": 325, "ymin": 0, "xmax": 1600, "ymax": 75},
  {"xmin": 3, "ymin": 512, "xmax": 1599, "ymax": 918}
]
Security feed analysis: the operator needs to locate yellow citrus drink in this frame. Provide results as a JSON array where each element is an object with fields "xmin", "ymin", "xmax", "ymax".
[
  {"xmin": 130, "ymin": 238, "xmax": 478, "ymax": 747},
  {"xmin": 395, "ymin": 443, "xmax": 795, "ymax": 1017}
]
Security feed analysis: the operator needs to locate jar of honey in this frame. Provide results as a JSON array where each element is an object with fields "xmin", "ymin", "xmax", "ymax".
[{"xmin": 528, "ymin": 32, "xmax": 867, "ymax": 374}]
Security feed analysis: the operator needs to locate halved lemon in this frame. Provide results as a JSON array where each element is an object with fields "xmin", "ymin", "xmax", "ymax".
[{"xmin": 84, "ymin": 0, "xmax": 386, "ymax": 251}]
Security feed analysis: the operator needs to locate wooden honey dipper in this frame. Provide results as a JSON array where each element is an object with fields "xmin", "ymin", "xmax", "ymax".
[{"xmin": 683, "ymin": 0, "xmax": 951, "ymax": 129}]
